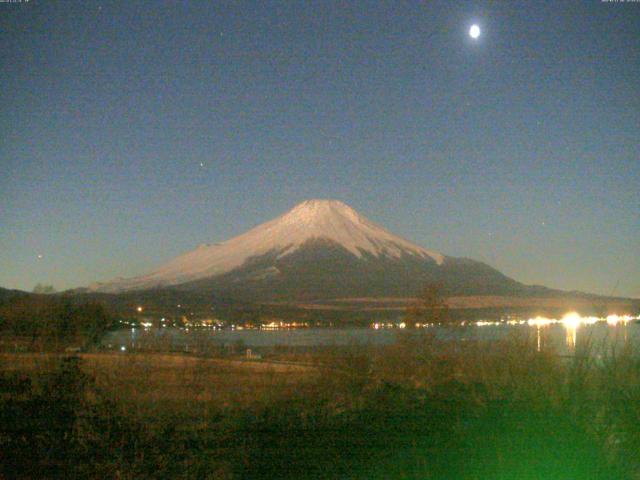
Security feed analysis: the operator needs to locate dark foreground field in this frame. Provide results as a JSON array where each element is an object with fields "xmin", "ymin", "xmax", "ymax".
[{"xmin": 1, "ymin": 334, "xmax": 639, "ymax": 479}]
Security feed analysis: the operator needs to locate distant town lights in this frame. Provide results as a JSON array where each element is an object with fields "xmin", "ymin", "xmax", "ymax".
[
  {"xmin": 369, "ymin": 313, "xmax": 639, "ymax": 330},
  {"xmin": 136, "ymin": 306, "xmax": 143, "ymax": 312}
]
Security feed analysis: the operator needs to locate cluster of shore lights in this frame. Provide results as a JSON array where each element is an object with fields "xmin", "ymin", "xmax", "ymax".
[
  {"xmin": 370, "ymin": 313, "xmax": 638, "ymax": 330},
  {"xmin": 476, "ymin": 313, "xmax": 638, "ymax": 328},
  {"xmin": 373, "ymin": 322, "xmax": 404, "ymax": 330},
  {"xmin": 261, "ymin": 321, "xmax": 309, "ymax": 330}
]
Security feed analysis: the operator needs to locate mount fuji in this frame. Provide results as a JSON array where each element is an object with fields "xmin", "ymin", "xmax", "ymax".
[{"xmin": 91, "ymin": 199, "xmax": 529, "ymax": 301}]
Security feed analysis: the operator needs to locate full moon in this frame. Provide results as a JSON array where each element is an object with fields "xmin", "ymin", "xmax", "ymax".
[{"xmin": 469, "ymin": 24, "xmax": 481, "ymax": 39}]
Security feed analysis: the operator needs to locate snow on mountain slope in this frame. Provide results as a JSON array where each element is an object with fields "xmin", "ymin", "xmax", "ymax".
[{"xmin": 93, "ymin": 199, "xmax": 444, "ymax": 293}]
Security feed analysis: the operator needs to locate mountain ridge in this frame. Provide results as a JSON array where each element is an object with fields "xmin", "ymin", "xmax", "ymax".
[
  {"xmin": 87, "ymin": 199, "xmax": 598, "ymax": 303},
  {"xmin": 92, "ymin": 199, "xmax": 446, "ymax": 294}
]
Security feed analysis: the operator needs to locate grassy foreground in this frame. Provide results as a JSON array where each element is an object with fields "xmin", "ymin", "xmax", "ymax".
[{"xmin": 1, "ymin": 333, "xmax": 639, "ymax": 479}]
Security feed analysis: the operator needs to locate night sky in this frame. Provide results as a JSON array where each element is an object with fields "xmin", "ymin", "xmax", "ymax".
[{"xmin": 1, "ymin": 0, "xmax": 638, "ymax": 297}]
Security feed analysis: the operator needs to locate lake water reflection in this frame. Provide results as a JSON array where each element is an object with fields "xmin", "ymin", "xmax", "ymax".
[{"xmin": 103, "ymin": 315, "xmax": 640, "ymax": 356}]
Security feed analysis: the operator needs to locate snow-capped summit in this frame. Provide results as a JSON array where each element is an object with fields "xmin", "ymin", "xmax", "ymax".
[
  {"xmin": 259, "ymin": 199, "xmax": 443, "ymax": 263},
  {"xmin": 93, "ymin": 199, "xmax": 445, "ymax": 293}
]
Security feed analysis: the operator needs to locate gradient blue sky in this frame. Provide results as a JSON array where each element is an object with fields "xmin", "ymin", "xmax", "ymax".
[{"xmin": 1, "ymin": 0, "xmax": 638, "ymax": 297}]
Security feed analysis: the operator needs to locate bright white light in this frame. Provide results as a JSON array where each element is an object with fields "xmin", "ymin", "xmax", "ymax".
[
  {"xmin": 120, "ymin": 346, "xmax": 126, "ymax": 352},
  {"xmin": 561, "ymin": 312, "xmax": 582, "ymax": 329},
  {"xmin": 469, "ymin": 24, "xmax": 481, "ymax": 39}
]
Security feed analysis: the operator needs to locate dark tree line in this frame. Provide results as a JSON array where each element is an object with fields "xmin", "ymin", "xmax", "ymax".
[{"xmin": 0, "ymin": 296, "xmax": 116, "ymax": 348}]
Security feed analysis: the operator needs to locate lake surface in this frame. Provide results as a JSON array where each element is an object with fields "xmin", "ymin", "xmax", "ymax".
[{"xmin": 103, "ymin": 318, "xmax": 640, "ymax": 356}]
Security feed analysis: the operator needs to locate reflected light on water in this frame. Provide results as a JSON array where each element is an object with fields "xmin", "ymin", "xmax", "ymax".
[
  {"xmin": 475, "ymin": 312, "xmax": 639, "ymax": 351},
  {"xmin": 564, "ymin": 324, "xmax": 577, "ymax": 350}
]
